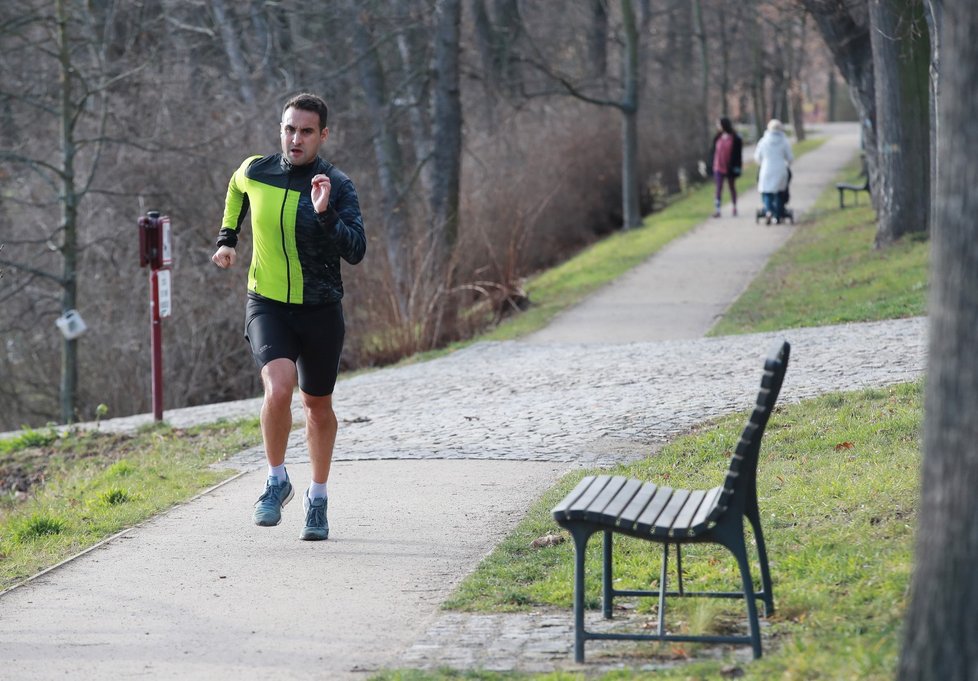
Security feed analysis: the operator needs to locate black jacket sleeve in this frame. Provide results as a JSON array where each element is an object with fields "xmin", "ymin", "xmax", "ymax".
[{"xmin": 316, "ymin": 171, "xmax": 366, "ymax": 265}]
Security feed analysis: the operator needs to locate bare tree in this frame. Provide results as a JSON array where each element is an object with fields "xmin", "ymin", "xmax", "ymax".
[
  {"xmin": 898, "ymin": 1, "xmax": 978, "ymax": 677},
  {"xmin": 0, "ymin": 0, "xmax": 140, "ymax": 423},
  {"xmin": 520, "ymin": 0, "xmax": 646, "ymax": 229}
]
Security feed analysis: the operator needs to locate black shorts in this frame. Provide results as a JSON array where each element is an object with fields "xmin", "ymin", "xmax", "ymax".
[{"xmin": 244, "ymin": 294, "xmax": 345, "ymax": 396}]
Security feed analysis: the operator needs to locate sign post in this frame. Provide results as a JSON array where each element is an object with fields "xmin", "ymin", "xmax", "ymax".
[{"xmin": 138, "ymin": 210, "xmax": 172, "ymax": 421}]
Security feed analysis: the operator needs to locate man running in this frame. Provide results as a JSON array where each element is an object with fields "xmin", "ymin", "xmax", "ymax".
[{"xmin": 211, "ymin": 92, "xmax": 365, "ymax": 540}]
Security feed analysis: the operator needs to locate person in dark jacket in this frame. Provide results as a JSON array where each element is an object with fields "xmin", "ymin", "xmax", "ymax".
[
  {"xmin": 708, "ymin": 117, "xmax": 743, "ymax": 218},
  {"xmin": 211, "ymin": 92, "xmax": 365, "ymax": 541}
]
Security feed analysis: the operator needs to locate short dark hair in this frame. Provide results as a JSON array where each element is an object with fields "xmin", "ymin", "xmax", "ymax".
[
  {"xmin": 283, "ymin": 93, "xmax": 329, "ymax": 130},
  {"xmin": 719, "ymin": 117, "xmax": 735, "ymax": 135}
]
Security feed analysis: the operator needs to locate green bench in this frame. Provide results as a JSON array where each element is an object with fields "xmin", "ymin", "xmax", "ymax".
[{"xmin": 552, "ymin": 340, "xmax": 790, "ymax": 662}]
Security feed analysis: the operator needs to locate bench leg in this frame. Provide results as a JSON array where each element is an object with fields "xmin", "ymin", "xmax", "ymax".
[
  {"xmin": 746, "ymin": 506, "xmax": 774, "ymax": 616},
  {"xmin": 602, "ymin": 530, "xmax": 614, "ymax": 619},
  {"xmin": 838, "ymin": 188, "xmax": 845, "ymax": 209},
  {"xmin": 729, "ymin": 535, "xmax": 763, "ymax": 659},
  {"xmin": 658, "ymin": 543, "xmax": 669, "ymax": 636},
  {"xmin": 569, "ymin": 525, "xmax": 593, "ymax": 663},
  {"xmin": 675, "ymin": 543, "xmax": 685, "ymax": 595}
]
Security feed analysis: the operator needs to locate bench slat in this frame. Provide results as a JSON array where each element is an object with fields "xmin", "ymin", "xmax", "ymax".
[
  {"xmin": 552, "ymin": 475, "xmax": 600, "ymax": 516},
  {"xmin": 567, "ymin": 474, "xmax": 613, "ymax": 516},
  {"xmin": 602, "ymin": 477, "xmax": 644, "ymax": 521},
  {"xmin": 616, "ymin": 481, "xmax": 660, "ymax": 529},
  {"xmin": 670, "ymin": 489, "xmax": 707, "ymax": 534},
  {"xmin": 584, "ymin": 476, "xmax": 630, "ymax": 519},
  {"xmin": 634, "ymin": 486, "xmax": 674, "ymax": 534},
  {"xmin": 652, "ymin": 489, "xmax": 691, "ymax": 535},
  {"xmin": 691, "ymin": 486, "xmax": 724, "ymax": 531}
]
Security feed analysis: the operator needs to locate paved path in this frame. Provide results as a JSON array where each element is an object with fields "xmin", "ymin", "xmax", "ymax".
[
  {"xmin": 0, "ymin": 124, "xmax": 926, "ymax": 678},
  {"xmin": 525, "ymin": 123, "xmax": 860, "ymax": 343}
]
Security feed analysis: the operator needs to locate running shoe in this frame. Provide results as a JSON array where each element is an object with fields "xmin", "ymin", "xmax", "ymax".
[
  {"xmin": 253, "ymin": 476, "xmax": 294, "ymax": 526},
  {"xmin": 299, "ymin": 492, "xmax": 329, "ymax": 541}
]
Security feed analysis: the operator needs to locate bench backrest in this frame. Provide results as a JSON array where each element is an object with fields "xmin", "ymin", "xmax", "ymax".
[{"xmin": 709, "ymin": 340, "xmax": 790, "ymax": 523}]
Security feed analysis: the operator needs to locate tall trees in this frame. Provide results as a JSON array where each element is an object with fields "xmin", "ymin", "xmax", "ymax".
[
  {"xmin": 898, "ymin": 0, "xmax": 978, "ymax": 676},
  {"xmin": 804, "ymin": 0, "xmax": 932, "ymax": 247},
  {"xmin": 0, "ymin": 0, "xmax": 134, "ymax": 423}
]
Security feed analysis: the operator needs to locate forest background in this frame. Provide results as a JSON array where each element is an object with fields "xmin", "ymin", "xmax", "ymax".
[{"xmin": 0, "ymin": 0, "xmax": 841, "ymax": 430}]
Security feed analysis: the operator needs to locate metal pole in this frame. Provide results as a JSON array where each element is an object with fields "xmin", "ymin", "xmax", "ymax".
[{"xmin": 150, "ymin": 268, "xmax": 163, "ymax": 421}]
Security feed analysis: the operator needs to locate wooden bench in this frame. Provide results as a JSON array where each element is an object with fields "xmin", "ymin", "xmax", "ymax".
[
  {"xmin": 836, "ymin": 177, "xmax": 870, "ymax": 208},
  {"xmin": 552, "ymin": 340, "xmax": 790, "ymax": 662}
]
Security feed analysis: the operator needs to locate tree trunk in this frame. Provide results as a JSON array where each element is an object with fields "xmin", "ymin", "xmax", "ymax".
[
  {"xmin": 620, "ymin": 0, "xmax": 641, "ymax": 230},
  {"xmin": 898, "ymin": 1, "xmax": 978, "ymax": 677},
  {"xmin": 692, "ymin": 0, "xmax": 711, "ymax": 146},
  {"xmin": 587, "ymin": 0, "xmax": 609, "ymax": 92},
  {"xmin": 56, "ymin": 0, "xmax": 78, "ymax": 425},
  {"xmin": 788, "ymin": 14, "xmax": 808, "ymax": 141},
  {"xmin": 430, "ymin": 0, "xmax": 463, "ymax": 261},
  {"xmin": 347, "ymin": 2, "xmax": 412, "ymax": 321},
  {"xmin": 800, "ymin": 0, "xmax": 879, "ymax": 209},
  {"xmin": 209, "ymin": 0, "xmax": 255, "ymax": 105},
  {"xmin": 924, "ymin": 0, "xmax": 942, "ymax": 241},
  {"xmin": 869, "ymin": 0, "xmax": 931, "ymax": 247}
]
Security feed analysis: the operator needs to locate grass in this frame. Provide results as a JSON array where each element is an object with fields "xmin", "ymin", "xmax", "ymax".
[
  {"xmin": 436, "ymin": 380, "xmax": 921, "ymax": 679},
  {"xmin": 709, "ymin": 157, "xmax": 929, "ymax": 335},
  {"xmin": 0, "ymin": 419, "xmax": 259, "ymax": 591}
]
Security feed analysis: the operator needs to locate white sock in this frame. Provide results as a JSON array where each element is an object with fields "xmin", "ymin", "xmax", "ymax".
[
  {"xmin": 308, "ymin": 481, "xmax": 327, "ymax": 500},
  {"xmin": 268, "ymin": 464, "xmax": 287, "ymax": 483}
]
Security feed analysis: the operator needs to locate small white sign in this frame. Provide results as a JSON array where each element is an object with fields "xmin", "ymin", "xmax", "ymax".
[
  {"xmin": 156, "ymin": 269, "xmax": 172, "ymax": 318},
  {"xmin": 160, "ymin": 216, "xmax": 173, "ymax": 267}
]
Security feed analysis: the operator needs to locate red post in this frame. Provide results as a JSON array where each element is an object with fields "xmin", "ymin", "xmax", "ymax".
[
  {"xmin": 139, "ymin": 210, "xmax": 171, "ymax": 422},
  {"xmin": 150, "ymin": 268, "xmax": 164, "ymax": 421}
]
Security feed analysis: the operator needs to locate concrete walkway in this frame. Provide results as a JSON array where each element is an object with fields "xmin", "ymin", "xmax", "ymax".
[{"xmin": 0, "ymin": 124, "xmax": 925, "ymax": 679}]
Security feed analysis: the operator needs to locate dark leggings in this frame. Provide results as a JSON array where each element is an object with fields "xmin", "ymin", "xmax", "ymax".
[{"xmin": 714, "ymin": 171, "xmax": 738, "ymax": 205}]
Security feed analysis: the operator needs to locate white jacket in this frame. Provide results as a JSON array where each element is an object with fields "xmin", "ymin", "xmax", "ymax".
[{"xmin": 754, "ymin": 130, "xmax": 793, "ymax": 193}]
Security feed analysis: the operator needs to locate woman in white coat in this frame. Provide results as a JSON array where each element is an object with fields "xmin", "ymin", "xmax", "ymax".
[{"xmin": 754, "ymin": 119, "xmax": 794, "ymax": 224}]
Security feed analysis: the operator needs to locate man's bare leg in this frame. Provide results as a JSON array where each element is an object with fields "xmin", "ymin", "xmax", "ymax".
[
  {"xmin": 260, "ymin": 358, "xmax": 298, "ymax": 466},
  {"xmin": 301, "ymin": 392, "xmax": 337, "ymax": 485},
  {"xmin": 298, "ymin": 391, "xmax": 336, "ymax": 540},
  {"xmin": 252, "ymin": 358, "xmax": 298, "ymax": 527}
]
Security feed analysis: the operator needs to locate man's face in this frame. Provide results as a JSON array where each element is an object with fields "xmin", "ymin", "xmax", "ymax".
[{"xmin": 280, "ymin": 107, "xmax": 328, "ymax": 166}]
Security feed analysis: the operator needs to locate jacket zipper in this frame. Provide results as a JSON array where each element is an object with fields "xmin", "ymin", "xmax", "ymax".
[{"xmin": 280, "ymin": 167, "xmax": 293, "ymax": 303}]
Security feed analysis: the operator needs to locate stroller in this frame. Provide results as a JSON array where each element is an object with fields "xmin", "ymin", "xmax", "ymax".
[{"xmin": 755, "ymin": 167, "xmax": 794, "ymax": 224}]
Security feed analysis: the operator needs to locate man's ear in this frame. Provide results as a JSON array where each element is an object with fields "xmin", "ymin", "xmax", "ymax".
[{"xmin": 320, "ymin": 126, "xmax": 330, "ymax": 144}]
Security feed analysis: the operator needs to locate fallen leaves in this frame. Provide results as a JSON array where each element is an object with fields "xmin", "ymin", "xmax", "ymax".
[{"xmin": 530, "ymin": 533, "xmax": 566, "ymax": 548}]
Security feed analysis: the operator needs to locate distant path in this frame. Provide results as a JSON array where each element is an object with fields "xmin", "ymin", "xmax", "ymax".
[{"xmin": 524, "ymin": 122, "xmax": 861, "ymax": 344}]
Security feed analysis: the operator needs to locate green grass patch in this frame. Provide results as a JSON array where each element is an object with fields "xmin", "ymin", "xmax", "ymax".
[
  {"xmin": 0, "ymin": 419, "xmax": 260, "ymax": 590},
  {"xmin": 440, "ymin": 381, "xmax": 921, "ymax": 679},
  {"xmin": 709, "ymin": 157, "xmax": 929, "ymax": 336}
]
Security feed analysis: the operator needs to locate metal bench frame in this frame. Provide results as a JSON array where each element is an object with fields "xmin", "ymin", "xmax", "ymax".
[
  {"xmin": 836, "ymin": 178, "xmax": 870, "ymax": 208},
  {"xmin": 552, "ymin": 340, "xmax": 790, "ymax": 662}
]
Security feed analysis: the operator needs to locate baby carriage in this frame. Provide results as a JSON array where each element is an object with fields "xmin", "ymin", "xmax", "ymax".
[{"xmin": 755, "ymin": 167, "xmax": 794, "ymax": 224}]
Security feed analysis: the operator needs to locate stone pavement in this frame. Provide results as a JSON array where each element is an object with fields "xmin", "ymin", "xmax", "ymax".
[{"xmin": 0, "ymin": 123, "xmax": 928, "ymax": 679}]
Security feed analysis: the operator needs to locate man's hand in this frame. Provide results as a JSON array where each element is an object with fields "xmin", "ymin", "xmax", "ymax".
[
  {"xmin": 311, "ymin": 174, "xmax": 331, "ymax": 214},
  {"xmin": 211, "ymin": 245, "xmax": 236, "ymax": 269}
]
